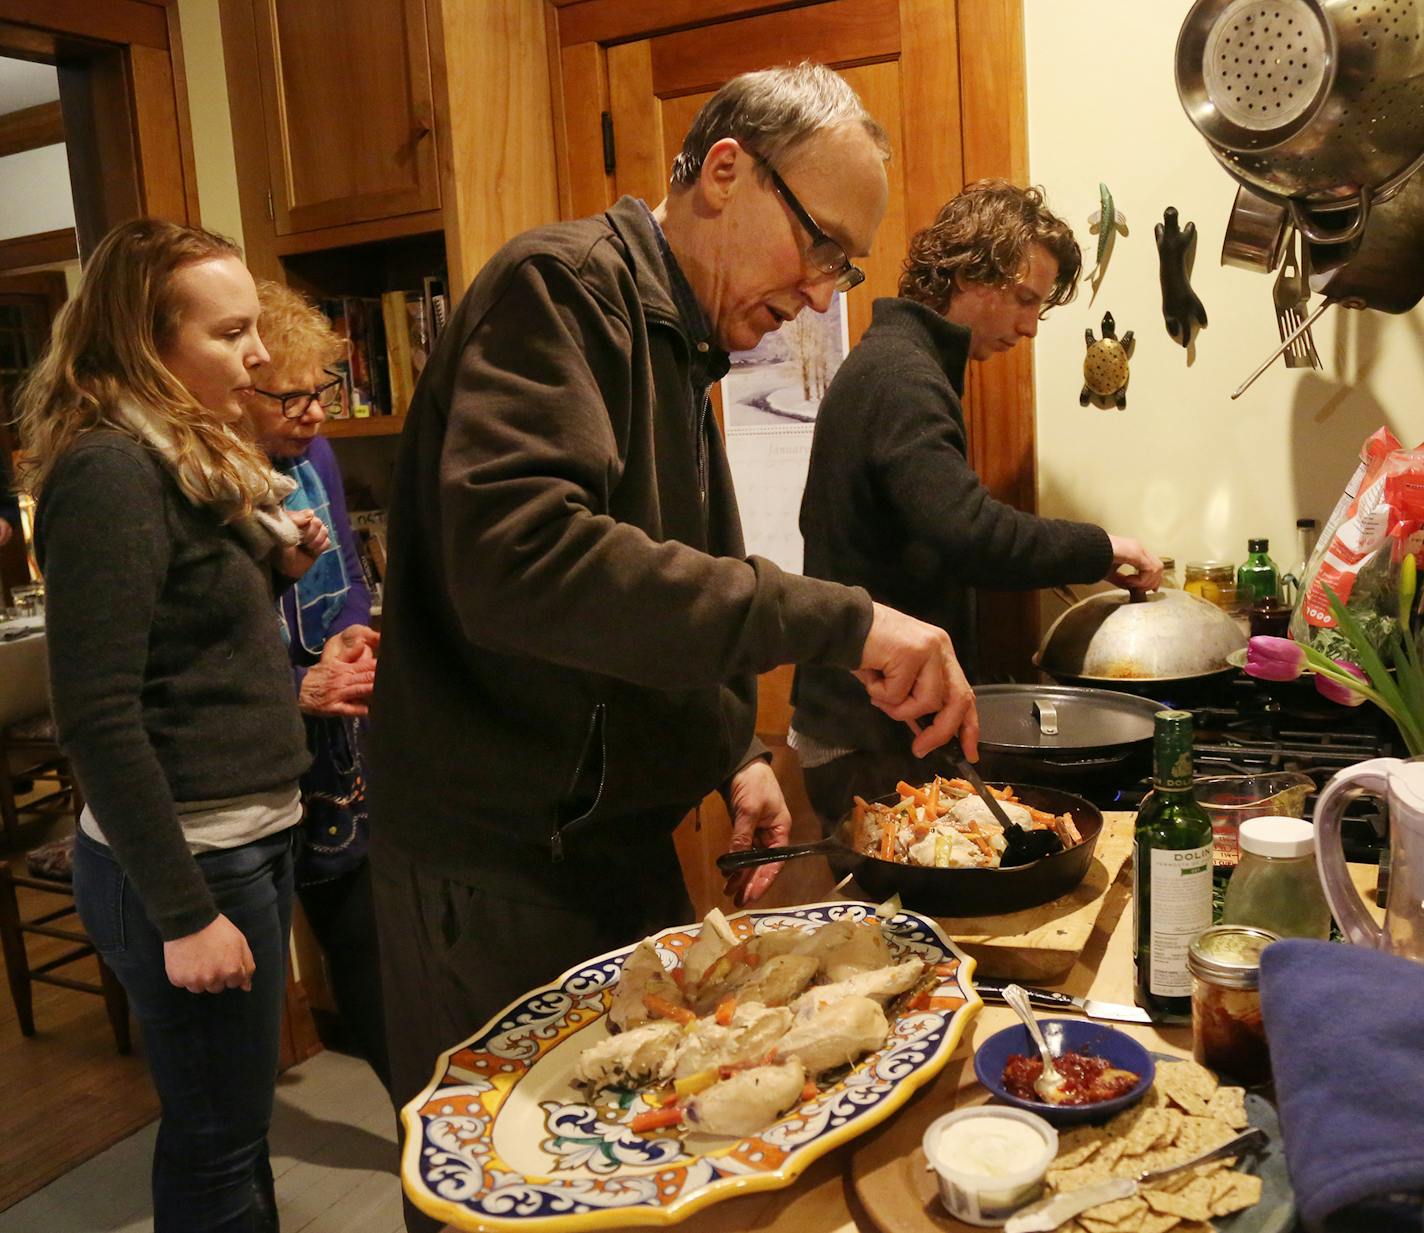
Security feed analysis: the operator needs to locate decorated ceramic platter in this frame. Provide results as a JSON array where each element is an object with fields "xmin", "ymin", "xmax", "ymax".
[{"xmin": 401, "ymin": 900, "xmax": 981, "ymax": 1231}]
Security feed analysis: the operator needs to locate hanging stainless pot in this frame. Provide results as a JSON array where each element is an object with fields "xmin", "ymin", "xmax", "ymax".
[
  {"xmin": 1176, "ymin": 0, "xmax": 1424, "ymax": 245},
  {"xmin": 1306, "ymin": 164, "xmax": 1424, "ymax": 312},
  {"xmin": 1221, "ymin": 184, "xmax": 1292, "ymax": 272},
  {"xmin": 1034, "ymin": 588, "xmax": 1247, "ymax": 688}
]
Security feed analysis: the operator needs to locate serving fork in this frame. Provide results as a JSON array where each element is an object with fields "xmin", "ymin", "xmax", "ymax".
[{"xmin": 1272, "ymin": 232, "xmax": 1322, "ymax": 369}]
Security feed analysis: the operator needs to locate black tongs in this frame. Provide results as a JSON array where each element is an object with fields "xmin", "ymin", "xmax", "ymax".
[{"xmin": 933, "ymin": 740, "xmax": 1064, "ymax": 868}]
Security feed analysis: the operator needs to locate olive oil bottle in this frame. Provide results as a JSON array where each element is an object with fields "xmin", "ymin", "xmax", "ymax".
[{"xmin": 1133, "ymin": 710, "xmax": 1214, "ymax": 1022}]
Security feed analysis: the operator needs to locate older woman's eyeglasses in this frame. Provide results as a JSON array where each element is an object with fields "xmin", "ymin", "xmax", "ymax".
[
  {"xmin": 754, "ymin": 154, "xmax": 865, "ymax": 293},
  {"xmin": 251, "ymin": 369, "xmax": 344, "ymax": 419}
]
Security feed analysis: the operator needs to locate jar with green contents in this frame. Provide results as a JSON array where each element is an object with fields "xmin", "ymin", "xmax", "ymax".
[
  {"xmin": 1187, "ymin": 924, "xmax": 1279, "ymax": 1084},
  {"xmin": 1221, "ymin": 817, "xmax": 1332, "ymax": 939}
]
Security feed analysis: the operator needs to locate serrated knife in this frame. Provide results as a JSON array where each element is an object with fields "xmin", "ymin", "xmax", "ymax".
[
  {"xmin": 1005, "ymin": 1128, "xmax": 1266, "ymax": 1232},
  {"xmin": 977, "ymin": 978, "xmax": 1153, "ymax": 1025}
]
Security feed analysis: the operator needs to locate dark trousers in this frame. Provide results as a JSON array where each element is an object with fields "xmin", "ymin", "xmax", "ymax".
[
  {"xmin": 371, "ymin": 817, "xmax": 693, "ymax": 1233},
  {"xmin": 297, "ymin": 862, "xmax": 390, "ymax": 1092},
  {"xmin": 72, "ymin": 827, "xmax": 295, "ymax": 1233}
]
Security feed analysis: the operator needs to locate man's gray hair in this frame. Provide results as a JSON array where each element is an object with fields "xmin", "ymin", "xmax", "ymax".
[{"xmin": 670, "ymin": 62, "xmax": 890, "ymax": 186}]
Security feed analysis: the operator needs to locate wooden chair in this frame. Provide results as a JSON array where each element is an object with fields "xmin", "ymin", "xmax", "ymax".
[
  {"xmin": 0, "ymin": 630, "xmax": 81, "ymax": 847},
  {"xmin": 0, "ymin": 711, "xmax": 82, "ymax": 847},
  {"xmin": 0, "ymin": 855, "xmax": 131, "ymax": 1053}
]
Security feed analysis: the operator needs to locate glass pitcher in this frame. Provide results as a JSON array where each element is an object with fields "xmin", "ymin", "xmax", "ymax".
[{"xmin": 1314, "ymin": 758, "xmax": 1424, "ymax": 960}]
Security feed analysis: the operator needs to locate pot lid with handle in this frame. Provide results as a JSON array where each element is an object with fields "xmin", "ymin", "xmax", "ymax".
[
  {"xmin": 1034, "ymin": 587, "xmax": 1246, "ymax": 683},
  {"xmin": 975, "ymin": 684, "xmax": 1166, "ymax": 755}
]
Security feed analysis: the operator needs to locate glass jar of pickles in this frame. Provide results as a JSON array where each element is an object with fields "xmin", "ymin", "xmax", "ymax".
[
  {"xmin": 1186, "ymin": 924, "xmax": 1279, "ymax": 1084},
  {"xmin": 1183, "ymin": 562, "xmax": 1237, "ymax": 610}
]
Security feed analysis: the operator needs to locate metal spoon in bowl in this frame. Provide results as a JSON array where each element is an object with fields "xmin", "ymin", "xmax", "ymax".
[{"xmin": 1002, "ymin": 983, "xmax": 1067, "ymax": 1103}]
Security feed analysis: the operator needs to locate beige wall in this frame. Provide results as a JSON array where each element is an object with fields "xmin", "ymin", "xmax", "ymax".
[
  {"xmin": 1024, "ymin": 0, "xmax": 1424, "ymax": 619},
  {"xmin": 179, "ymin": 0, "xmax": 245, "ymax": 249}
]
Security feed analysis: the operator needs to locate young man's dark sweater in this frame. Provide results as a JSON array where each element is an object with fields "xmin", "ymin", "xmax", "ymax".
[{"xmin": 792, "ymin": 296, "xmax": 1113, "ymax": 757}]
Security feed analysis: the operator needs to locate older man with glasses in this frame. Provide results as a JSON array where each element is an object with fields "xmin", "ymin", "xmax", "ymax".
[{"xmin": 368, "ymin": 67, "xmax": 978, "ymax": 1220}]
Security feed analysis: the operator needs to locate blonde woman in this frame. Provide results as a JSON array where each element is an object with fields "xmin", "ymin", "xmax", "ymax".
[
  {"xmin": 242, "ymin": 280, "xmax": 386, "ymax": 1090},
  {"xmin": 17, "ymin": 218, "xmax": 328, "ymax": 1233}
]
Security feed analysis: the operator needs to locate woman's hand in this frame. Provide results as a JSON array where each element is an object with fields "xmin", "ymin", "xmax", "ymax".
[
  {"xmin": 274, "ymin": 509, "xmax": 332, "ymax": 580},
  {"xmin": 163, "ymin": 914, "xmax": 255, "ymax": 994},
  {"xmin": 299, "ymin": 630, "xmax": 377, "ymax": 716},
  {"xmin": 1106, "ymin": 535, "xmax": 1164, "ymax": 591}
]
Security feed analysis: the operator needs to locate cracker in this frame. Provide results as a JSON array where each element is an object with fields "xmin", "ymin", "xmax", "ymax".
[
  {"xmin": 1160, "ymin": 1060, "xmax": 1217, "ymax": 1116},
  {"xmin": 1153, "ymin": 1108, "xmax": 1186, "ymax": 1150},
  {"xmin": 1056, "ymin": 1125, "xmax": 1108, "ymax": 1169},
  {"xmin": 1144, "ymin": 1175, "xmax": 1216, "ymax": 1223},
  {"xmin": 1122, "ymin": 1107, "xmax": 1170, "ymax": 1156},
  {"xmin": 1080, "ymin": 1194, "xmax": 1148, "ymax": 1223},
  {"xmin": 1209, "ymin": 1172, "xmax": 1262, "ymax": 1216},
  {"xmin": 1049, "ymin": 1158, "xmax": 1115, "ymax": 1192},
  {"xmin": 1204, "ymin": 1086, "xmax": 1248, "ymax": 1130}
]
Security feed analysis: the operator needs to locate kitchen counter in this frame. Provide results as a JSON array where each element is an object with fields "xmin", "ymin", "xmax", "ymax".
[{"xmin": 437, "ymin": 821, "xmax": 1382, "ymax": 1233}]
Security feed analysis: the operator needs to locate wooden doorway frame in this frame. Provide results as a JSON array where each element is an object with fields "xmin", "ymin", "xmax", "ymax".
[{"xmin": 0, "ymin": 0, "xmax": 201, "ymax": 255}]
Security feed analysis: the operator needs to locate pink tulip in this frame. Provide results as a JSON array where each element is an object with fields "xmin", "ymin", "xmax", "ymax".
[
  {"xmin": 1316, "ymin": 661, "xmax": 1368, "ymax": 707},
  {"xmin": 1245, "ymin": 636, "xmax": 1307, "ymax": 682}
]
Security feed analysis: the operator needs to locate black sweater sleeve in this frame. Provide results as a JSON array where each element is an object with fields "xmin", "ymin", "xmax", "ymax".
[
  {"xmin": 867, "ymin": 365, "xmax": 1113, "ymax": 589},
  {"xmin": 40, "ymin": 444, "xmax": 218, "ymax": 940}
]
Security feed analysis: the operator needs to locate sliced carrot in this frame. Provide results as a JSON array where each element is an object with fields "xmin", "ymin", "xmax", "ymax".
[
  {"xmin": 643, "ymin": 992, "xmax": 695, "ymax": 1025},
  {"xmin": 928, "ymin": 777, "xmax": 941, "ymax": 815},
  {"xmin": 715, "ymin": 995, "xmax": 738, "ymax": 1026},
  {"xmin": 801, "ymin": 1079, "xmax": 819, "ymax": 1103},
  {"xmin": 880, "ymin": 822, "xmax": 896, "ymax": 862},
  {"xmin": 906, "ymin": 990, "xmax": 932, "ymax": 1011},
  {"xmin": 669, "ymin": 966, "xmax": 686, "ymax": 989},
  {"xmin": 630, "ymin": 1106, "xmax": 684, "ymax": 1134}
]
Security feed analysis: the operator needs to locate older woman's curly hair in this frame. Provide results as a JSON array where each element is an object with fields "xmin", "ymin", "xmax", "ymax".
[
  {"xmin": 253, "ymin": 280, "xmax": 346, "ymax": 382},
  {"xmin": 899, "ymin": 180, "xmax": 1080, "ymax": 313}
]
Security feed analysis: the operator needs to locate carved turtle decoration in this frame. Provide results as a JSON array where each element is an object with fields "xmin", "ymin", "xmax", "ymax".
[{"xmin": 1080, "ymin": 311, "xmax": 1134, "ymax": 408}]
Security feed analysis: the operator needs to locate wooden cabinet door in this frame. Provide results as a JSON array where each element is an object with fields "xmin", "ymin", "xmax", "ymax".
[
  {"xmin": 252, "ymin": 0, "xmax": 441, "ymax": 235},
  {"xmin": 547, "ymin": 0, "xmax": 1033, "ymax": 914}
]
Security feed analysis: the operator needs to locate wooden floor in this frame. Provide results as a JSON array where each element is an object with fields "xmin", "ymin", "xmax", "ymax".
[
  {"xmin": 0, "ymin": 811, "xmax": 163, "ymax": 1214},
  {"xmin": 0, "ymin": 1047, "xmax": 401, "ymax": 1233}
]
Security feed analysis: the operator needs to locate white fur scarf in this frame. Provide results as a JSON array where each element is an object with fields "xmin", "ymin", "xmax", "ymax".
[{"xmin": 116, "ymin": 400, "xmax": 302, "ymax": 561}]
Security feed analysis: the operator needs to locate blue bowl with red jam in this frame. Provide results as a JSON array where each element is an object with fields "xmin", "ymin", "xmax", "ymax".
[{"xmin": 973, "ymin": 1019, "xmax": 1155, "ymax": 1126}]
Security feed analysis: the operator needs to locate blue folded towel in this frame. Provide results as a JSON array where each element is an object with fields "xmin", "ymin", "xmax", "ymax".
[{"xmin": 1260, "ymin": 938, "xmax": 1424, "ymax": 1232}]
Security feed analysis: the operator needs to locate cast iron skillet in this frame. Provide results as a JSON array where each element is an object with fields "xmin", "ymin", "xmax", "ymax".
[{"xmin": 716, "ymin": 784, "xmax": 1103, "ymax": 917}]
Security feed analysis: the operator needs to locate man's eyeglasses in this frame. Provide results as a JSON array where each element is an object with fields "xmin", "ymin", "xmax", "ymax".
[
  {"xmin": 755, "ymin": 154, "xmax": 865, "ymax": 293},
  {"xmin": 250, "ymin": 369, "xmax": 344, "ymax": 420}
]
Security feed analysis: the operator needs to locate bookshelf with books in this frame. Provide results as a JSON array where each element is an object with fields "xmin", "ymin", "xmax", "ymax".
[{"xmin": 276, "ymin": 231, "xmax": 450, "ymax": 441}]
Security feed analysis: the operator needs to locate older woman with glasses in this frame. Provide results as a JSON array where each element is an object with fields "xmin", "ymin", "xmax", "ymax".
[{"xmin": 241, "ymin": 279, "xmax": 388, "ymax": 1090}]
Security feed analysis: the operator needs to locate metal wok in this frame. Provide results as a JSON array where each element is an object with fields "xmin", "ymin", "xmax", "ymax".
[{"xmin": 716, "ymin": 784, "xmax": 1103, "ymax": 917}]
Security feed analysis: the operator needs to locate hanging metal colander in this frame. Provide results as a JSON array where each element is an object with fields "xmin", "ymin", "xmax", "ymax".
[{"xmin": 1177, "ymin": 0, "xmax": 1424, "ymax": 244}]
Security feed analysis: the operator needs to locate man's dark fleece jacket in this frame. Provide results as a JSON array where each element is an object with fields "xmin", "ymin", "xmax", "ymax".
[
  {"xmin": 369, "ymin": 196, "xmax": 873, "ymax": 868},
  {"xmin": 793, "ymin": 296, "xmax": 1113, "ymax": 755}
]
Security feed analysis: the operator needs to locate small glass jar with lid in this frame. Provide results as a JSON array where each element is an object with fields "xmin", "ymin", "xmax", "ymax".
[
  {"xmin": 1221, "ymin": 817, "xmax": 1332, "ymax": 939},
  {"xmin": 1159, "ymin": 556, "xmax": 1179, "ymax": 588},
  {"xmin": 1187, "ymin": 924, "xmax": 1279, "ymax": 1084},
  {"xmin": 1183, "ymin": 561, "xmax": 1237, "ymax": 610}
]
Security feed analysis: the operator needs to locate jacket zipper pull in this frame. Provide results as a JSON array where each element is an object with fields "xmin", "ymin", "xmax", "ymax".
[{"xmin": 550, "ymin": 826, "xmax": 565, "ymax": 862}]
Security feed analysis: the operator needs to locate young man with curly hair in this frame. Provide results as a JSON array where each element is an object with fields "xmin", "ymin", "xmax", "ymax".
[{"xmin": 790, "ymin": 179, "xmax": 1162, "ymax": 829}]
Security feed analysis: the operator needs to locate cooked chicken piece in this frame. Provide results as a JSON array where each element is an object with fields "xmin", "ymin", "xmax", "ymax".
[
  {"xmin": 609, "ymin": 939, "xmax": 688, "ymax": 1032},
  {"xmin": 694, "ymin": 953, "xmax": 818, "ymax": 1015},
  {"xmin": 791, "ymin": 958, "xmax": 925, "ymax": 1016},
  {"xmin": 774, "ymin": 995, "xmax": 888, "ymax": 1076},
  {"xmin": 809, "ymin": 919, "xmax": 895, "ymax": 983},
  {"xmin": 745, "ymin": 927, "xmax": 809, "ymax": 964},
  {"xmin": 572, "ymin": 1020, "xmax": 683, "ymax": 1093},
  {"xmin": 682, "ymin": 907, "xmax": 737, "ymax": 989},
  {"xmin": 683, "ymin": 1060, "xmax": 807, "ymax": 1137},
  {"xmin": 947, "ymin": 795, "xmax": 1033, "ymax": 832},
  {"xmin": 673, "ymin": 1002, "xmax": 793, "ymax": 1078}
]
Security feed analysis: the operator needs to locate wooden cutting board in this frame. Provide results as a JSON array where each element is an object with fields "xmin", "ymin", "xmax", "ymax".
[{"xmin": 939, "ymin": 811, "xmax": 1136, "ymax": 982}]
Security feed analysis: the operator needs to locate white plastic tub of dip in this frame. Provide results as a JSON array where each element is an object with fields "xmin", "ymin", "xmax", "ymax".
[{"xmin": 921, "ymin": 1105, "xmax": 1057, "ymax": 1226}]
